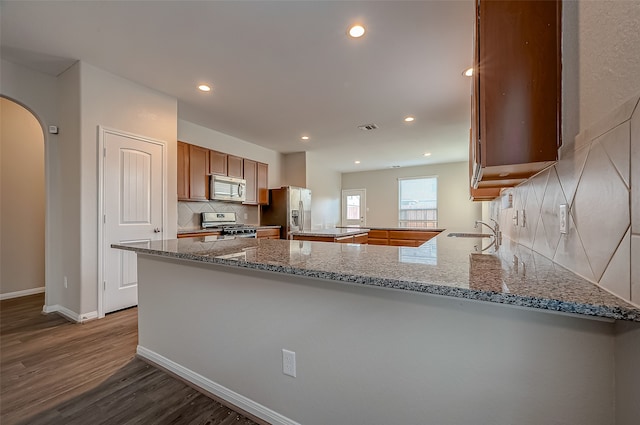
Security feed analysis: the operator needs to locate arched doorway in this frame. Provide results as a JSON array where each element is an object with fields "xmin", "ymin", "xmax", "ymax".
[{"xmin": 0, "ymin": 97, "xmax": 46, "ymax": 299}]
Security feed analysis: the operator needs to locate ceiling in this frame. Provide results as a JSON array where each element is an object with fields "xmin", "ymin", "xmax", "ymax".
[{"xmin": 0, "ymin": 0, "xmax": 474, "ymax": 173}]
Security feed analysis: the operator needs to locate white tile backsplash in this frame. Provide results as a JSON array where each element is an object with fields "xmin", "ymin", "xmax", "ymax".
[
  {"xmin": 178, "ymin": 201, "xmax": 259, "ymax": 231},
  {"xmin": 599, "ymin": 229, "xmax": 631, "ymax": 300},
  {"xmin": 572, "ymin": 141, "xmax": 630, "ymax": 280},
  {"xmin": 632, "ymin": 235, "xmax": 640, "ymax": 304},
  {"xmin": 599, "ymin": 121, "xmax": 631, "ymax": 187},
  {"xmin": 492, "ymin": 93, "xmax": 639, "ymax": 305},
  {"xmin": 631, "ymin": 103, "xmax": 640, "ymax": 234}
]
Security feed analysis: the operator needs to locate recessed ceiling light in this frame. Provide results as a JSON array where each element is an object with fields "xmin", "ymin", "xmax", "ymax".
[
  {"xmin": 301, "ymin": 136, "xmax": 309, "ymax": 141},
  {"xmin": 354, "ymin": 160, "xmax": 361, "ymax": 164},
  {"xmin": 423, "ymin": 152, "xmax": 432, "ymax": 157},
  {"xmin": 198, "ymin": 84, "xmax": 211, "ymax": 92},
  {"xmin": 404, "ymin": 116, "xmax": 415, "ymax": 122},
  {"xmin": 348, "ymin": 24, "xmax": 365, "ymax": 38},
  {"xmin": 463, "ymin": 67, "xmax": 473, "ymax": 77}
]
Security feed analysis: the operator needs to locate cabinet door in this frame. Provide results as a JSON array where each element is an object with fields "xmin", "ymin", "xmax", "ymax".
[
  {"xmin": 227, "ymin": 155, "xmax": 244, "ymax": 178},
  {"xmin": 257, "ymin": 162, "xmax": 269, "ymax": 205},
  {"xmin": 177, "ymin": 141, "xmax": 190, "ymax": 200},
  {"xmin": 189, "ymin": 144, "xmax": 209, "ymax": 201},
  {"xmin": 473, "ymin": 0, "xmax": 561, "ymax": 188},
  {"xmin": 243, "ymin": 159, "xmax": 257, "ymax": 205},
  {"xmin": 352, "ymin": 233, "xmax": 369, "ymax": 244},
  {"xmin": 209, "ymin": 150, "xmax": 227, "ymax": 176}
]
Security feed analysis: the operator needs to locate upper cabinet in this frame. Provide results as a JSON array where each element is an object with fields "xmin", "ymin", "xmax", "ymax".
[
  {"xmin": 227, "ymin": 155, "xmax": 244, "ymax": 179},
  {"xmin": 177, "ymin": 141, "xmax": 209, "ymax": 201},
  {"xmin": 257, "ymin": 162, "xmax": 269, "ymax": 205},
  {"xmin": 177, "ymin": 141, "xmax": 268, "ymax": 204},
  {"xmin": 177, "ymin": 141, "xmax": 190, "ymax": 201},
  {"xmin": 470, "ymin": 0, "xmax": 562, "ymax": 191},
  {"xmin": 188, "ymin": 144, "xmax": 210, "ymax": 201},
  {"xmin": 243, "ymin": 159, "xmax": 257, "ymax": 204},
  {"xmin": 209, "ymin": 150, "xmax": 227, "ymax": 176}
]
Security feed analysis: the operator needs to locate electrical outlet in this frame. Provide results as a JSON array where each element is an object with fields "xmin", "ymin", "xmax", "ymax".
[
  {"xmin": 244, "ymin": 213, "xmax": 248, "ymax": 220},
  {"xmin": 559, "ymin": 204, "xmax": 568, "ymax": 234},
  {"xmin": 64, "ymin": 276, "xmax": 68, "ymax": 289},
  {"xmin": 513, "ymin": 210, "xmax": 519, "ymax": 226},
  {"xmin": 282, "ymin": 349, "xmax": 296, "ymax": 377}
]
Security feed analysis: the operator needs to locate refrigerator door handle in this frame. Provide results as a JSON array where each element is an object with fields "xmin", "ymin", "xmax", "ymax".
[{"xmin": 299, "ymin": 200, "xmax": 304, "ymax": 230}]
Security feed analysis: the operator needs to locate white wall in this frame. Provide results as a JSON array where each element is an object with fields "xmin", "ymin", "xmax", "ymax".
[
  {"xmin": 305, "ymin": 152, "xmax": 341, "ymax": 229},
  {"xmin": 281, "ymin": 152, "xmax": 306, "ymax": 188},
  {"xmin": 342, "ymin": 161, "xmax": 481, "ymax": 230},
  {"xmin": 1, "ymin": 59, "xmax": 61, "ymax": 308},
  {"xmin": 138, "ymin": 255, "xmax": 618, "ymax": 425},
  {"xmin": 76, "ymin": 62, "xmax": 178, "ymax": 315},
  {"xmin": 0, "ymin": 98, "xmax": 45, "ymax": 296},
  {"xmin": 178, "ymin": 119, "xmax": 282, "ymax": 189},
  {"xmin": 575, "ymin": 0, "xmax": 640, "ymax": 133}
]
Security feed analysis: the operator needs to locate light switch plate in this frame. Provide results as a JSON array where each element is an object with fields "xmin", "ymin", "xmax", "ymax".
[{"xmin": 559, "ymin": 204, "xmax": 568, "ymax": 234}]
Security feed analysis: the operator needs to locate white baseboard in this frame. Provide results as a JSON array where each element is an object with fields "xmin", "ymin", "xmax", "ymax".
[
  {"xmin": 42, "ymin": 304, "xmax": 98, "ymax": 323},
  {"xmin": 0, "ymin": 286, "xmax": 45, "ymax": 300},
  {"xmin": 137, "ymin": 345, "xmax": 300, "ymax": 425}
]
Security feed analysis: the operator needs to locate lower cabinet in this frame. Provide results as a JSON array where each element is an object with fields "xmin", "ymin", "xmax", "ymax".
[
  {"xmin": 177, "ymin": 231, "xmax": 221, "ymax": 239},
  {"xmin": 256, "ymin": 228, "xmax": 280, "ymax": 239},
  {"xmin": 292, "ymin": 233, "xmax": 369, "ymax": 244},
  {"xmin": 367, "ymin": 229, "xmax": 440, "ymax": 247}
]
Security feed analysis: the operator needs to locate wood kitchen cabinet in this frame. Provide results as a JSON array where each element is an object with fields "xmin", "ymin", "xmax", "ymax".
[
  {"xmin": 470, "ymin": 0, "xmax": 561, "ymax": 189},
  {"xmin": 243, "ymin": 160, "xmax": 269, "ymax": 206},
  {"xmin": 188, "ymin": 144, "xmax": 210, "ymax": 201},
  {"xmin": 209, "ymin": 150, "xmax": 227, "ymax": 176},
  {"xmin": 243, "ymin": 159, "xmax": 257, "ymax": 204},
  {"xmin": 256, "ymin": 228, "xmax": 280, "ymax": 239},
  {"xmin": 292, "ymin": 233, "xmax": 369, "ymax": 244},
  {"xmin": 368, "ymin": 229, "xmax": 439, "ymax": 247},
  {"xmin": 177, "ymin": 141, "xmax": 211, "ymax": 201},
  {"xmin": 177, "ymin": 231, "xmax": 221, "ymax": 239},
  {"xmin": 227, "ymin": 155, "xmax": 244, "ymax": 179},
  {"xmin": 178, "ymin": 141, "xmax": 268, "ymax": 203},
  {"xmin": 177, "ymin": 141, "xmax": 190, "ymax": 201},
  {"xmin": 257, "ymin": 162, "xmax": 269, "ymax": 205}
]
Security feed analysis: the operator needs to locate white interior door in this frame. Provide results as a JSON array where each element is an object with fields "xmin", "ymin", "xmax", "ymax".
[
  {"xmin": 342, "ymin": 189, "xmax": 366, "ymax": 226},
  {"xmin": 102, "ymin": 129, "xmax": 164, "ymax": 314}
]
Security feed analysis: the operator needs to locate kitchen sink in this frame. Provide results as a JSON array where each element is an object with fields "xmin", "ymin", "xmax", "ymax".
[{"xmin": 447, "ymin": 232, "xmax": 493, "ymax": 238}]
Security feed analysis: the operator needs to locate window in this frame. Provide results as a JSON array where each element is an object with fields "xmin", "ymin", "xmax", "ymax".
[{"xmin": 398, "ymin": 176, "xmax": 437, "ymax": 228}]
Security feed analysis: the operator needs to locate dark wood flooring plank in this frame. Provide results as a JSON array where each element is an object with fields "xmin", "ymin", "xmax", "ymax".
[{"xmin": 1, "ymin": 294, "xmax": 262, "ymax": 425}]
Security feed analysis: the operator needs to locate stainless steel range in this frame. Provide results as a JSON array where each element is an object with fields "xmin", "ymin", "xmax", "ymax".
[{"xmin": 201, "ymin": 212, "xmax": 257, "ymax": 238}]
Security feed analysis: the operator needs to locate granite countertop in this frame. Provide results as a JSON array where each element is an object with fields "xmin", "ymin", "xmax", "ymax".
[
  {"xmin": 338, "ymin": 226, "xmax": 445, "ymax": 232},
  {"xmin": 112, "ymin": 232, "xmax": 640, "ymax": 322},
  {"xmin": 291, "ymin": 228, "xmax": 370, "ymax": 237}
]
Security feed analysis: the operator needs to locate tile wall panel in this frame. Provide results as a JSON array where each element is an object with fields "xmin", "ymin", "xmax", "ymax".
[
  {"xmin": 178, "ymin": 201, "xmax": 259, "ymax": 231},
  {"xmin": 572, "ymin": 141, "xmax": 630, "ymax": 281},
  {"xmin": 492, "ymin": 93, "xmax": 639, "ymax": 305}
]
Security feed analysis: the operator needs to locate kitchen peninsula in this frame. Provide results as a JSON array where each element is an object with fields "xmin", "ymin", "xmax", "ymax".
[{"xmin": 113, "ymin": 234, "xmax": 640, "ymax": 425}]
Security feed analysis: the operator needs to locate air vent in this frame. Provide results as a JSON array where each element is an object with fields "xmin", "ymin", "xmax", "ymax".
[{"xmin": 358, "ymin": 123, "xmax": 378, "ymax": 131}]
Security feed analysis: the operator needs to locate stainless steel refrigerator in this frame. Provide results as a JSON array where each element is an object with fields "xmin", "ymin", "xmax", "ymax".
[{"xmin": 260, "ymin": 186, "xmax": 311, "ymax": 239}]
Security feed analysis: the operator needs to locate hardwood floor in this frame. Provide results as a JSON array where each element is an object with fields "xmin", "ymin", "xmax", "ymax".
[{"xmin": 1, "ymin": 294, "xmax": 261, "ymax": 425}]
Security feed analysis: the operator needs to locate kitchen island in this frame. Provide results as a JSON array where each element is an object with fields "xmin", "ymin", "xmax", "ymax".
[{"xmin": 113, "ymin": 234, "xmax": 640, "ymax": 425}]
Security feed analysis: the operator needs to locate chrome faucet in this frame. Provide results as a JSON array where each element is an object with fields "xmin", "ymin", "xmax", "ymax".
[{"xmin": 474, "ymin": 219, "xmax": 502, "ymax": 249}]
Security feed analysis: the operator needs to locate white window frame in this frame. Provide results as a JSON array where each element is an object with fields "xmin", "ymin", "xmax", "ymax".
[{"xmin": 398, "ymin": 176, "xmax": 438, "ymax": 228}]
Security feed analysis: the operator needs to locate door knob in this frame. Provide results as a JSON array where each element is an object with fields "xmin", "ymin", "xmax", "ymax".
[{"xmin": 153, "ymin": 227, "xmax": 161, "ymax": 233}]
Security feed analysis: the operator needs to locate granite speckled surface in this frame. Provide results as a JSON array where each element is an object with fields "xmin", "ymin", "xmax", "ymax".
[
  {"xmin": 339, "ymin": 226, "xmax": 446, "ymax": 232},
  {"xmin": 290, "ymin": 228, "xmax": 370, "ymax": 237},
  {"xmin": 112, "ymin": 233, "xmax": 640, "ymax": 322}
]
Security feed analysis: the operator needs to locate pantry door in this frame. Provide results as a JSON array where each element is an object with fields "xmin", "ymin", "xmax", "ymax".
[
  {"xmin": 99, "ymin": 127, "xmax": 166, "ymax": 315},
  {"xmin": 342, "ymin": 189, "xmax": 366, "ymax": 226}
]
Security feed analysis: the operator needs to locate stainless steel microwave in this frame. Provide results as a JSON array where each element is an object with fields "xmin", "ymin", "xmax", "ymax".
[{"xmin": 210, "ymin": 175, "xmax": 246, "ymax": 202}]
